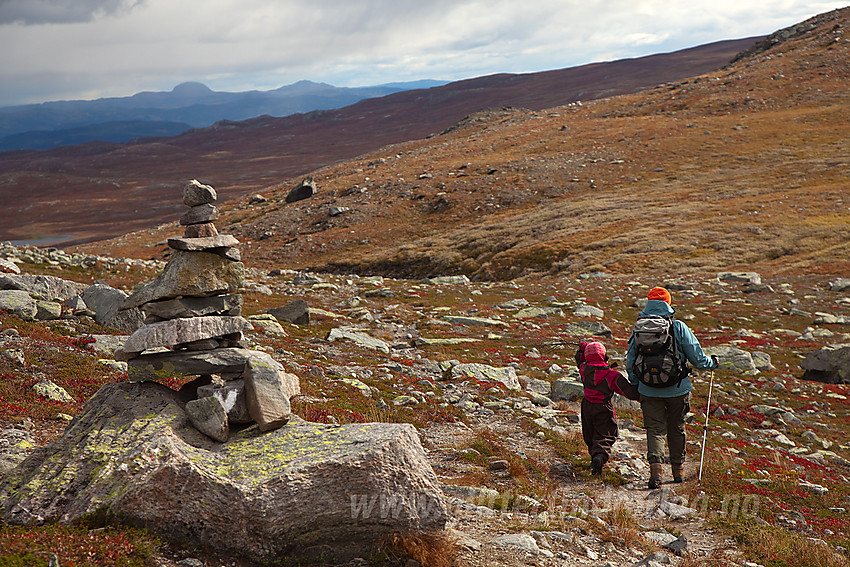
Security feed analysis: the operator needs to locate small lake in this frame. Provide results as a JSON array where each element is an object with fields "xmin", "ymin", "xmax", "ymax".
[{"xmin": 7, "ymin": 235, "xmax": 79, "ymax": 247}]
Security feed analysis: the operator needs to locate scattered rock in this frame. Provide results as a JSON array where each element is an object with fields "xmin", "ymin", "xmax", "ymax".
[
  {"xmin": 551, "ymin": 377, "xmax": 584, "ymax": 401},
  {"xmin": 33, "ymin": 379, "xmax": 74, "ymax": 403},
  {"xmin": 573, "ymin": 304, "xmax": 604, "ymax": 317},
  {"xmin": 269, "ymin": 299, "xmax": 310, "ymax": 325},
  {"xmin": 514, "ymin": 307, "xmax": 563, "ymax": 319},
  {"xmin": 286, "ymin": 177, "xmax": 317, "ymax": 203},
  {"xmin": 34, "ymin": 301, "xmax": 62, "ymax": 321},
  {"xmin": 642, "ymin": 530, "xmax": 678, "ymax": 547},
  {"xmin": 247, "ymin": 314, "xmax": 287, "ymax": 335},
  {"xmin": 799, "ymin": 480, "xmax": 829, "ymax": 495},
  {"xmin": 560, "ymin": 320, "xmax": 613, "ymax": 338},
  {"xmin": 489, "ymin": 533, "xmax": 541, "ymax": 555},
  {"xmin": 449, "ymin": 363, "xmax": 520, "ymax": 390},
  {"xmin": 717, "ymin": 272, "xmax": 762, "ymax": 284},
  {"xmin": 0, "ymin": 259, "xmax": 20, "ymax": 274},
  {"xmin": 0, "ymin": 274, "xmax": 86, "ymax": 302},
  {"xmin": 704, "ymin": 345, "xmax": 758, "ymax": 374},
  {"xmin": 327, "ymin": 327, "xmax": 391, "ymax": 354},
  {"xmin": 0, "ymin": 428, "xmax": 35, "ymax": 477},
  {"xmin": 442, "ymin": 315, "xmax": 509, "ymax": 327},
  {"xmin": 800, "ymin": 345, "xmax": 850, "ymax": 384}
]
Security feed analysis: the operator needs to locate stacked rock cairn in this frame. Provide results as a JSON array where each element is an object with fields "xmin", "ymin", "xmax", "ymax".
[{"xmin": 115, "ymin": 180, "xmax": 300, "ymax": 442}]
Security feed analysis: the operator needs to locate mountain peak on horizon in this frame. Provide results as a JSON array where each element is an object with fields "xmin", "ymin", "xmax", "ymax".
[{"xmin": 170, "ymin": 81, "xmax": 214, "ymax": 96}]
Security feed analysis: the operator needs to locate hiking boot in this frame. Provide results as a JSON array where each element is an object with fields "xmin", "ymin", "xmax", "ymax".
[
  {"xmin": 591, "ymin": 454, "xmax": 606, "ymax": 475},
  {"xmin": 648, "ymin": 463, "xmax": 663, "ymax": 489},
  {"xmin": 672, "ymin": 464, "xmax": 685, "ymax": 483}
]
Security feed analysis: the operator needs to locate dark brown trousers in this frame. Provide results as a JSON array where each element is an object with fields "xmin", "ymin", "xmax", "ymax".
[{"xmin": 581, "ymin": 398, "xmax": 619, "ymax": 460}]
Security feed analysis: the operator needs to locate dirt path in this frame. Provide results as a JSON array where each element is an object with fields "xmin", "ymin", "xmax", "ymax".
[{"xmin": 420, "ymin": 405, "xmax": 746, "ymax": 566}]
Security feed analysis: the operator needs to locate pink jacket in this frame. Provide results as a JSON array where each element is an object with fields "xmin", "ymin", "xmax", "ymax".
[{"xmin": 578, "ymin": 341, "xmax": 638, "ymax": 404}]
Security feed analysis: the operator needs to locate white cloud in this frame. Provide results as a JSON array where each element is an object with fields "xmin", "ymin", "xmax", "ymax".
[{"xmin": 0, "ymin": 0, "xmax": 847, "ymax": 106}]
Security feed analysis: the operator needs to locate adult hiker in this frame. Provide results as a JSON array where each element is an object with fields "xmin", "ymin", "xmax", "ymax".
[
  {"xmin": 576, "ymin": 340, "xmax": 639, "ymax": 475},
  {"xmin": 625, "ymin": 286, "xmax": 718, "ymax": 488}
]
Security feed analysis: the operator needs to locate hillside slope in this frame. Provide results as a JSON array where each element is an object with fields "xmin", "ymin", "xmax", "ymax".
[
  {"xmin": 78, "ymin": 8, "xmax": 850, "ymax": 281},
  {"xmin": 0, "ymin": 38, "xmax": 758, "ymax": 246}
]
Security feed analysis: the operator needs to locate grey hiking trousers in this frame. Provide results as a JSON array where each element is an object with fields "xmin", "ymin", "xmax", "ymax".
[{"xmin": 640, "ymin": 393, "xmax": 690, "ymax": 466}]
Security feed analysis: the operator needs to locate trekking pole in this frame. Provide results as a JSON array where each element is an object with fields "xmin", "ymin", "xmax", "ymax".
[{"xmin": 697, "ymin": 367, "xmax": 715, "ymax": 485}]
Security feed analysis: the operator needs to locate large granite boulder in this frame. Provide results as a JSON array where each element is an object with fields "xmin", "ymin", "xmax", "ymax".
[
  {"xmin": 0, "ymin": 382, "xmax": 447, "ymax": 562},
  {"xmin": 121, "ymin": 251, "xmax": 244, "ymax": 310},
  {"xmin": 800, "ymin": 345, "xmax": 850, "ymax": 384}
]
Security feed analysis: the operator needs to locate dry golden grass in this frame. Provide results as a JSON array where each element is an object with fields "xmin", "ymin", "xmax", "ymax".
[{"xmin": 382, "ymin": 531, "xmax": 459, "ymax": 567}]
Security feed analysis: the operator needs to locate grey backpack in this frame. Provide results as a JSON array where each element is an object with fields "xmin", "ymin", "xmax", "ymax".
[{"xmin": 631, "ymin": 315, "xmax": 689, "ymax": 388}]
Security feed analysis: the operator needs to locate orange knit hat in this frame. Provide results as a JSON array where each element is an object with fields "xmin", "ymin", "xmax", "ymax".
[{"xmin": 647, "ymin": 287, "xmax": 672, "ymax": 304}]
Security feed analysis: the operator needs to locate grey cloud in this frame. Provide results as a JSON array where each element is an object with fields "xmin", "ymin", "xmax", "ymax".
[{"xmin": 0, "ymin": 0, "xmax": 143, "ymax": 24}]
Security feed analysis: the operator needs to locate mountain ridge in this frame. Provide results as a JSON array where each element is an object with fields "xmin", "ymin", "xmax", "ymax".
[
  {"xmin": 0, "ymin": 79, "xmax": 446, "ymax": 150},
  {"xmin": 0, "ymin": 36, "xmax": 761, "ymax": 249}
]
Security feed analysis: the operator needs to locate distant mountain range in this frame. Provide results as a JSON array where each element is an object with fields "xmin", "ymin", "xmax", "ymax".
[
  {"xmin": 0, "ymin": 37, "xmax": 762, "ymax": 247},
  {"xmin": 0, "ymin": 79, "xmax": 446, "ymax": 151}
]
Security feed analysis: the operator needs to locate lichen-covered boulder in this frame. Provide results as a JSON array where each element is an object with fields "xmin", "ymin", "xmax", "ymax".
[
  {"xmin": 0, "ymin": 382, "xmax": 447, "ymax": 562},
  {"xmin": 0, "ymin": 290, "xmax": 37, "ymax": 320},
  {"xmin": 449, "ymin": 363, "xmax": 521, "ymax": 390}
]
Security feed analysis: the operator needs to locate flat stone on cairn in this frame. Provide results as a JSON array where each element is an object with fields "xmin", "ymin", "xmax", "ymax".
[{"xmin": 116, "ymin": 179, "xmax": 299, "ymax": 441}]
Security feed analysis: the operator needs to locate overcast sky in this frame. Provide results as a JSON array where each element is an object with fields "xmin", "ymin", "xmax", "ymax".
[{"xmin": 0, "ymin": 0, "xmax": 846, "ymax": 107}]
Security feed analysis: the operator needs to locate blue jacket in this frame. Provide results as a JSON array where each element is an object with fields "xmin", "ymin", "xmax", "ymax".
[{"xmin": 626, "ymin": 300, "xmax": 716, "ymax": 398}]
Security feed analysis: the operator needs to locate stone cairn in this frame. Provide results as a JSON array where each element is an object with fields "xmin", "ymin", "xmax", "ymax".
[{"xmin": 115, "ymin": 180, "xmax": 300, "ymax": 442}]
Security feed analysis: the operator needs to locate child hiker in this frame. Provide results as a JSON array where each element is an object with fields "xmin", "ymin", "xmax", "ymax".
[{"xmin": 576, "ymin": 340, "xmax": 640, "ymax": 475}]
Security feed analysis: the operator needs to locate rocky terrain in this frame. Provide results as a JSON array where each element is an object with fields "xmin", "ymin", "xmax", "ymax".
[{"xmin": 1, "ymin": 239, "xmax": 849, "ymax": 566}]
